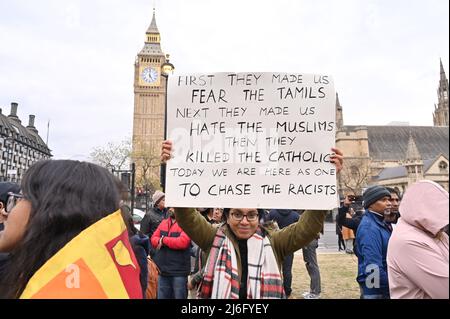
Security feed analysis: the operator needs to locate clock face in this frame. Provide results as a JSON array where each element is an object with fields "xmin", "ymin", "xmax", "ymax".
[{"xmin": 141, "ymin": 67, "xmax": 159, "ymax": 83}]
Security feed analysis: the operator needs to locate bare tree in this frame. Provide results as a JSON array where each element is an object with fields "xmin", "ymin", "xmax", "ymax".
[
  {"xmin": 338, "ymin": 157, "xmax": 372, "ymax": 195},
  {"xmin": 132, "ymin": 142, "xmax": 161, "ymax": 192},
  {"xmin": 90, "ymin": 139, "xmax": 131, "ymax": 170}
]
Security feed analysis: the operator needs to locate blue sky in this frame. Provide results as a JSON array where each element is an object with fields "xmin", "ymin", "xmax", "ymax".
[{"xmin": 0, "ymin": 0, "xmax": 448, "ymax": 160}]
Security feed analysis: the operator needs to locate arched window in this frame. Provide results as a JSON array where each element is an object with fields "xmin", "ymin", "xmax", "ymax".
[{"xmin": 438, "ymin": 161, "xmax": 448, "ymax": 173}]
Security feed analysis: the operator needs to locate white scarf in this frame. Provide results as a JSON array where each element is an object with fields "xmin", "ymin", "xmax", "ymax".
[{"xmin": 204, "ymin": 229, "xmax": 284, "ymax": 299}]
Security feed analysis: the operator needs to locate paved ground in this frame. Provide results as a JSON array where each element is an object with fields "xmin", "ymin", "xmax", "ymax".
[{"xmin": 318, "ymin": 222, "xmax": 340, "ymax": 252}]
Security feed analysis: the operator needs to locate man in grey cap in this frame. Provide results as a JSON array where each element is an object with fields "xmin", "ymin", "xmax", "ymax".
[
  {"xmin": 140, "ymin": 190, "xmax": 168, "ymax": 255},
  {"xmin": 355, "ymin": 185, "xmax": 392, "ymax": 299}
]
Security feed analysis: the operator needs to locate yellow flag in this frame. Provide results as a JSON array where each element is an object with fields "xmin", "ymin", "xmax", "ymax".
[{"xmin": 20, "ymin": 210, "xmax": 143, "ymax": 299}]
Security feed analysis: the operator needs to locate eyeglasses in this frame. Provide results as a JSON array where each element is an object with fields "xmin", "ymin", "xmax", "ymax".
[
  {"xmin": 230, "ymin": 211, "xmax": 259, "ymax": 222},
  {"xmin": 6, "ymin": 192, "xmax": 23, "ymax": 213}
]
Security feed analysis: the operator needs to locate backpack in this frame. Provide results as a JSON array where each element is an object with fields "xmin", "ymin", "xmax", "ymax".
[{"xmin": 145, "ymin": 256, "xmax": 160, "ymax": 299}]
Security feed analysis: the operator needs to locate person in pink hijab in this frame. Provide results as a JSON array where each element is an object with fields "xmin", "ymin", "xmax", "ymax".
[{"xmin": 387, "ymin": 180, "xmax": 449, "ymax": 299}]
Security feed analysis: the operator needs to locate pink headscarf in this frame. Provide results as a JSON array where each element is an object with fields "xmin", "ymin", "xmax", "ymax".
[
  {"xmin": 399, "ymin": 180, "xmax": 448, "ymax": 236},
  {"xmin": 387, "ymin": 180, "xmax": 449, "ymax": 299}
]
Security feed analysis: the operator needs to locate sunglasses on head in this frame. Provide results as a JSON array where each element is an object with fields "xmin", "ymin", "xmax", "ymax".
[{"xmin": 5, "ymin": 192, "xmax": 23, "ymax": 213}]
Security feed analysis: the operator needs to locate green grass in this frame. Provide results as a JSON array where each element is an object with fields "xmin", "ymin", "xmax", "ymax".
[{"xmin": 290, "ymin": 252, "xmax": 360, "ymax": 299}]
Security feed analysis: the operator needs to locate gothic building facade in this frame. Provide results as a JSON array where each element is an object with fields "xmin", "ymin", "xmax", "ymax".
[
  {"xmin": 336, "ymin": 61, "xmax": 449, "ymax": 195},
  {"xmin": 0, "ymin": 102, "xmax": 52, "ymax": 183}
]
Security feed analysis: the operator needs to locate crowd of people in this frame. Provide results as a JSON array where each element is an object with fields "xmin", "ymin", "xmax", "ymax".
[
  {"xmin": 0, "ymin": 139, "xmax": 448, "ymax": 299},
  {"xmin": 336, "ymin": 183, "xmax": 448, "ymax": 299}
]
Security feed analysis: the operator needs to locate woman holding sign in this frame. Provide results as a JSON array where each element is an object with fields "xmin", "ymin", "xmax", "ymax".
[{"xmin": 161, "ymin": 140, "xmax": 343, "ymax": 299}]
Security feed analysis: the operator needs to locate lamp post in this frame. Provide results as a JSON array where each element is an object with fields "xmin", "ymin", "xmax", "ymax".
[
  {"xmin": 111, "ymin": 163, "xmax": 136, "ymax": 213},
  {"xmin": 160, "ymin": 55, "xmax": 175, "ymax": 193}
]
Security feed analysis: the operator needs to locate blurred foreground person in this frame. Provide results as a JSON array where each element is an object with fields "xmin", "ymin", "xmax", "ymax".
[
  {"xmin": 0, "ymin": 160, "xmax": 142, "ymax": 299},
  {"xmin": 0, "ymin": 182, "xmax": 21, "ymax": 278}
]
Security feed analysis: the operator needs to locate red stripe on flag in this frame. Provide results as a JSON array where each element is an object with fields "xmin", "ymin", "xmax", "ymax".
[{"xmin": 105, "ymin": 231, "xmax": 143, "ymax": 299}]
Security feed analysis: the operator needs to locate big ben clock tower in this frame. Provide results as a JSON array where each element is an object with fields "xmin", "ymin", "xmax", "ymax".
[{"xmin": 132, "ymin": 9, "xmax": 173, "ymax": 187}]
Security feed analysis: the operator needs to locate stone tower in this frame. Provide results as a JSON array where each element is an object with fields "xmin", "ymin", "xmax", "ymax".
[
  {"xmin": 433, "ymin": 59, "xmax": 449, "ymax": 126},
  {"xmin": 132, "ymin": 9, "xmax": 170, "ymax": 186},
  {"xmin": 403, "ymin": 132, "xmax": 424, "ymax": 186},
  {"xmin": 335, "ymin": 92, "xmax": 343, "ymax": 130}
]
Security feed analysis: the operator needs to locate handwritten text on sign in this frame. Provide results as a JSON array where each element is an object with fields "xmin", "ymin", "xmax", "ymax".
[{"xmin": 165, "ymin": 72, "xmax": 337, "ymax": 210}]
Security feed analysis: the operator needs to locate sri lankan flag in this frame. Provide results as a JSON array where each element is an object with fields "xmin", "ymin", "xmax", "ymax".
[{"xmin": 20, "ymin": 210, "xmax": 143, "ymax": 299}]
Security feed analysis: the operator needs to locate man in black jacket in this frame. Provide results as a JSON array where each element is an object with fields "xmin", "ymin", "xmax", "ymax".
[
  {"xmin": 337, "ymin": 195, "xmax": 364, "ymax": 232},
  {"xmin": 337, "ymin": 195, "xmax": 364, "ymax": 256},
  {"xmin": 140, "ymin": 191, "xmax": 168, "ymax": 237},
  {"xmin": 140, "ymin": 190, "xmax": 168, "ymax": 257}
]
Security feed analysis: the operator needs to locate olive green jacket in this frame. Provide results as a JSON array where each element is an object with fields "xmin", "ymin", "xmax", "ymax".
[{"xmin": 175, "ymin": 208, "xmax": 326, "ymax": 283}]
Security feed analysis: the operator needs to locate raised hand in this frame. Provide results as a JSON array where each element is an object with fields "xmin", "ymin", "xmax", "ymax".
[
  {"xmin": 330, "ymin": 148, "xmax": 344, "ymax": 174},
  {"xmin": 161, "ymin": 140, "xmax": 173, "ymax": 164}
]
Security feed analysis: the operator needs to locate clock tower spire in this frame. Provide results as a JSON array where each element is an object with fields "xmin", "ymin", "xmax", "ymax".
[
  {"xmin": 132, "ymin": 8, "xmax": 171, "ymax": 187},
  {"xmin": 146, "ymin": 8, "xmax": 160, "ymax": 43}
]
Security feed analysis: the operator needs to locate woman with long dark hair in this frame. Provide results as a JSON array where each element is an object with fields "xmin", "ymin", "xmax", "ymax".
[{"xmin": 0, "ymin": 160, "xmax": 142, "ymax": 299}]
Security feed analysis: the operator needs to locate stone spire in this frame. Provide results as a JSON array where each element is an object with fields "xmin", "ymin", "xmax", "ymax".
[
  {"xmin": 433, "ymin": 59, "xmax": 449, "ymax": 126},
  {"xmin": 335, "ymin": 92, "xmax": 343, "ymax": 130},
  {"xmin": 404, "ymin": 132, "xmax": 424, "ymax": 186},
  {"xmin": 440, "ymin": 58, "xmax": 447, "ymax": 83},
  {"xmin": 138, "ymin": 8, "xmax": 164, "ymax": 56},
  {"xmin": 405, "ymin": 132, "xmax": 421, "ymax": 160},
  {"xmin": 146, "ymin": 8, "xmax": 160, "ymax": 41}
]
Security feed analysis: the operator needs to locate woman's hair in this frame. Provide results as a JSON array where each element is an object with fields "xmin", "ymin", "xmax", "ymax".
[
  {"xmin": 385, "ymin": 187, "xmax": 402, "ymax": 199},
  {"xmin": 120, "ymin": 205, "xmax": 139, "ymax": 237},
  {"xmin": 1, "ymin": 160, "xmax": 121, "ymax": 298}
]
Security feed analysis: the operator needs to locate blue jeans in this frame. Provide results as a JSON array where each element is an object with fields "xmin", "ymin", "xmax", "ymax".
[{"xmin": 157, "ymin": 275, "xmax": 188, "ymax": 299}]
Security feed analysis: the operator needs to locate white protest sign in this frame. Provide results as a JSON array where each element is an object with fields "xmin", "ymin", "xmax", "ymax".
[{"xmin": 165, "ymin": 72, "xmax": 337, "ymax": 210}]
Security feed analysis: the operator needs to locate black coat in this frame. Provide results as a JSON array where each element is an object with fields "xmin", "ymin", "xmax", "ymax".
[
  {"xmin": 130, "ymin": 233, "xmax": 150, "ymax": 297},
  {"xmin": 337, "ymin": 206, "xmax": 363, "ymax": 232},
  {"xmin": 140, "ymin": 207, "xmax": 168, "ymax": 238},
  {"xmin": 268, "ymin": 209, "xmax": 300, "ymax": 229}
]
